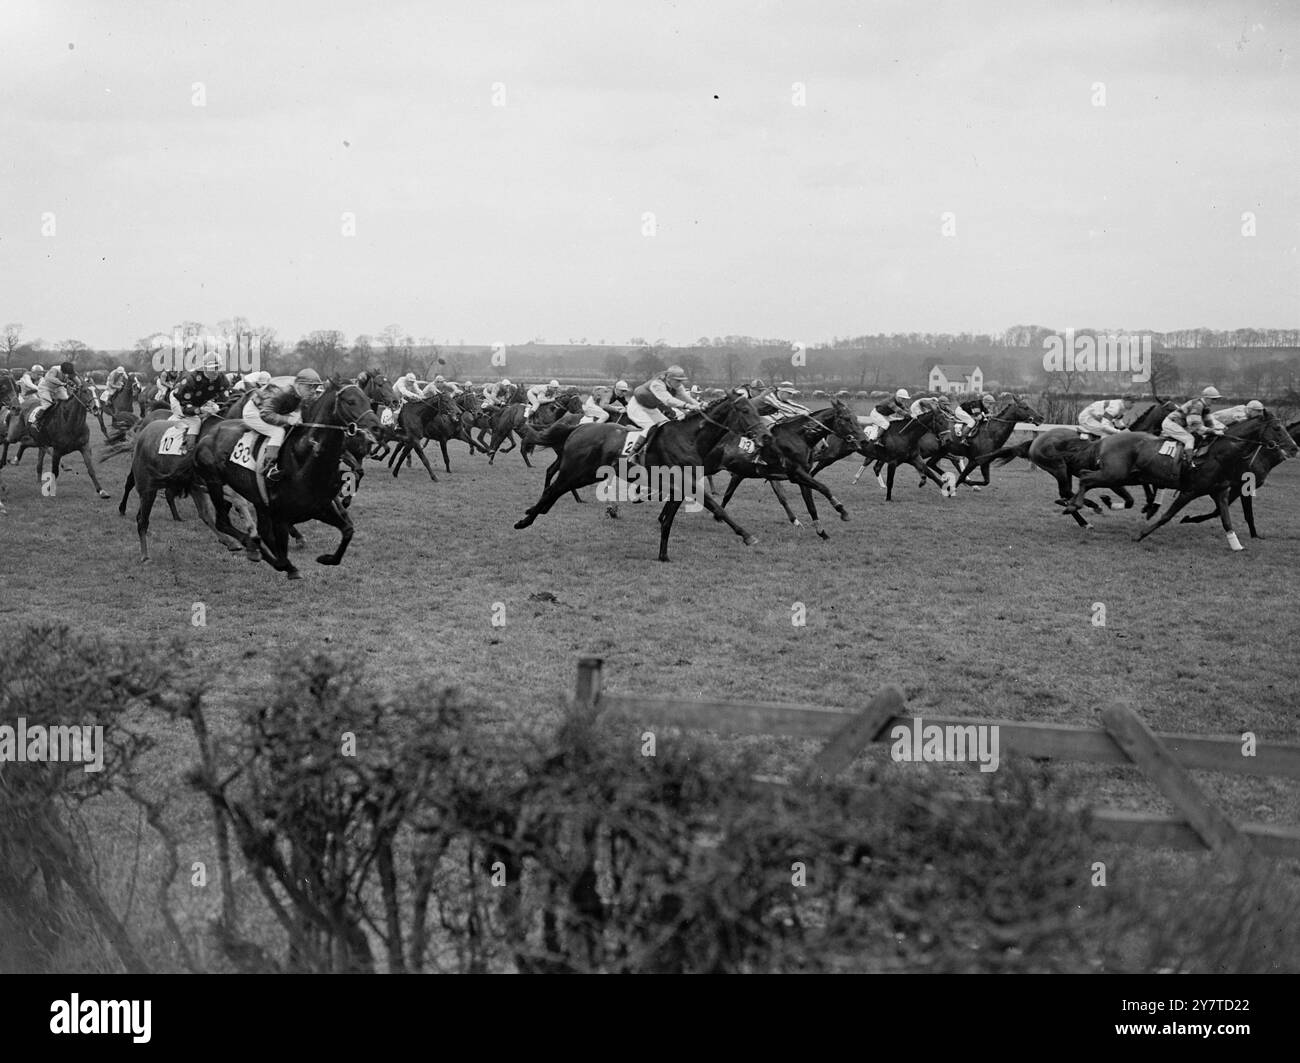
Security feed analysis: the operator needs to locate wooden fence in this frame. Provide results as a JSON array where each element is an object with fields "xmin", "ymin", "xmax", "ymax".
[{"xmin": 573, "ymin": 658, "xmax": 1300, "ymax": 868}]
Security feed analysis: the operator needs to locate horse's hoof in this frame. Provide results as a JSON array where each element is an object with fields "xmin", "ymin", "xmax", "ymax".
[
  {"xmin": 286, "ymin": 569, "xmax": 303, "ymax": 580},
  {"xmin": 972, "ymin": 486, "xmax": 982, "ymax": 493},
  {"xmin": 316, "ymin": 554, "xmax": 340, "ymax": 565},
  {"xmin": 743, "ymin": 535, "xmax": 759, "ymax": 546},
  {"xmin": 97, "ymin": 490, "xmax": 110, "ymax": 499},
  {"xmin": 838, "ymin": 510, "xmax": 850, "ymax": 521},
  {"xmin": 817, "ymin": 529, "xmax": 830, "ymax": 540},
  {"xmin": 140, "ymin": 556, "xmax": 151, "ymax": 564},
  {"xmin": 514, "ymin": 519, "xmax": 530, "ymax": 530}
]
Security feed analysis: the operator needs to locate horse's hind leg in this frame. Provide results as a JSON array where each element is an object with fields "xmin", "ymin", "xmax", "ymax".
[
  {"xmin": 80, "ymin": 445, "xmax": 110, "ymax": 498},
  {"xmin": 440, "ymin": 439, "xmax": 451, "ymax": 473},
  {"xmin": 166, "ymin": 487, "xmax": 183, "ymax": 521},
  {"xmin": 119, "ymin": 469, "xmax": 136, "ymax": 515},
  {"xmin": 313, "ymin": 502, "xmax": 353, "ymax": 567},
  {"xmin": 136, "ymin": 487, "xmax": 159, "ymax": 562},
  {"xmin": 696, "ymin": 491, "xmax": 759, "ymax": 554}
]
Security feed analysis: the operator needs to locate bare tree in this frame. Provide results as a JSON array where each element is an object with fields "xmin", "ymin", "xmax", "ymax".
[{"xmin": 2, "ymin": 323, "xmax": 23, "ymax": 369}]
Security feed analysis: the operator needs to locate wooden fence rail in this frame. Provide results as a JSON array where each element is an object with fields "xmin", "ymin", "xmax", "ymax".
[{"xmin": 573, "ymin": 657, "xmax": 1300, "ymax": 866}]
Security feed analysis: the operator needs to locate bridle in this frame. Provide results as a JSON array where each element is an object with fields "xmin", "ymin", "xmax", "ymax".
[{"xmin": 295, "ymin": 384, "xmax": 373, "ymax": 437}]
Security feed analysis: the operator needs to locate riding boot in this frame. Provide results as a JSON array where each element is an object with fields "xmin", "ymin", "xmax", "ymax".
[{"xmin": 257, "ymin": 445, "xmax": 280, "ymax": 504}]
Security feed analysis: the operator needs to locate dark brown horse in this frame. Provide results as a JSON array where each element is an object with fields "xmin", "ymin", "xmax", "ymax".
[
  {"xmin": 514, "ymin": 391, "xmax": 773, "ymax": 561},
  {"xmin": 919, "ymin": 395, "xmax": 1043, "ymax": 490},
  {"xmin": 1066, "ymin": 413, "xmax": 1297, "ymax": 550},
  {"xmin": 144, "ymin": 380, "xmax": 379, "ymax": 577},
  {"xmin": 3, "ymin": 380, "xmax": 112, "ymax": 498},
  {"xmin": 852, "ymin": 407, "xmax": 956, "ymax": 501},
  {"xmin": 716, "ymin": 401, "xmax": 867, "ymax": 539},
  {"xmin": 1178, "ymin": 418, "xmax": 1300, "ymax": 538}
]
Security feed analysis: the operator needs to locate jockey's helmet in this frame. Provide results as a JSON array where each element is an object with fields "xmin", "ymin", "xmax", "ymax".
[
  {"xmin": 1201, "ymin": 386, "xmax": 1222, "ymax": 400},
  {"xmin": 252, "ymin": 371, "xmax": 272, "ymax": 388},
  {"xmin": 614, "ymin": 379, "xmax": 629, "ymax": 392},
  {"xmin": 296, "ymin": 368, "xmax": 321, "ymax": 384},
  {"xmin": 32, "ymin": 364, "xmax": 45, "ymax": 375},
  {"xmin": 201, "ymin": 352, "xmax": 222, "ymax": 374},
  {"xmin": 464, "ymin": 379, "xmax": 473, "ymax": 387},
  {"xmin": 665, "ymin": 365, "xmax": 686, "ymax": 382},
  {"xmin": 549, "ymin": 379, "xmax": 560, "ymax": 388},
  {"xmin": 895, "ymin": 388, "xmax": 910, "ymax": 401},
  {"xmin": 501, "ymin": 377, "xmax": 512, "ymax": 386},
  {"xmin": 1246, "ymin": 399, "xmax": 1265, "ymax": 414},
  {"xmin": 60, "ymin": 361, "xmax": 76, "ymax": 376}
]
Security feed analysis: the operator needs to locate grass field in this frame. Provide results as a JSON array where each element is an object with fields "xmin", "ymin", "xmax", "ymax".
[{"xmin": 2, "ymin": 418, "xmax": 1299, "ymax": 960}]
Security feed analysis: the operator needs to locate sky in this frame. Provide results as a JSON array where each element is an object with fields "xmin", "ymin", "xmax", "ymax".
[{"xmin": 1, "ymin": 0, "xmax": 1297, "ymax": 350}]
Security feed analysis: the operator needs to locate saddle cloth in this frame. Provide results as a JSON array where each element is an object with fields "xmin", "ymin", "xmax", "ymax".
[
  {"xmin": 619, "ymin": 429, "xmax": 646, "ymax": 458},
  {"xmin": 156, "ymin": 425, "xmax": 186, "ymax": 455},
  {"xmin": 1158, "ymin": 439, "xmax": 1180, "ymax": 458},
  {"xmin": 228, "ymin": 429, "xmax": 265, "ymax": 469}
]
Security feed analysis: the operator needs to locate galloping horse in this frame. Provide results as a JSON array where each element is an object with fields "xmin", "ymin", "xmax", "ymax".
[
  {"xmin": 853, "ymin": 407, "xmax": 957, "ymax": 501},
  {"xmin": 183, "ymin": 379, "xmax": 380, "ymax": 578},
  {"xmin": 515, "ymin": 390, "xmax": 773, "ymax": 561},
  {"xmin": 3, "ymin": 379, "xmax": 112, "ymax": 498},
  {"xmin": 1179, "ymin": 418, "xmax": 1300, "ymax": 539},
  {"xmin": 1064, "ymin": 412, "xmax": 1297, "ymax": 550},
  {"xmin": 95, "ymin": 375, "xmax": 142, "ymax": 442},
  {"xmin": 716, "ymin": 400, "xmax": 867, "ymax": 539},
  {"xmin": 919, "ymin": 395, "xmax": 1043, "ymax": 490}
]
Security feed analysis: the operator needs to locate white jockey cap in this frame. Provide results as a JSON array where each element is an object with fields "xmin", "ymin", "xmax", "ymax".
[
  {"xmin": 895, "ymin": 388, "xmax": 910, "ymax": 400},
  {"xmin": 549, "ymin": 379, "xmax": 560, "ymax": 387},
  {"xmin": 253, "ymin": 371, "xmax": 272, "ymax": 387},
  {"xmin": 32, "ymin": 364, "xmax": 45, "ymax": 373},
  {"xmin": 614, "ymin": 379, "xmax": 628, "ymax": 390},
  {"xmin": 777, "ymin": 380, "xmax": 796, "ymax": 392},
  {"xmin": 464, "ymin": 379, "xmax": 472, "ymax": 386},
  {"xmin": 501, "ymin": 377, "xmax": 512, "ymax": 385},
  {"xmin": 1201, "ymin": 386, "xmax": 1222, "ymax": 399},
  {"xmin": 1246, "ymin": 399, "xmax": 1264, "ymax": 412},
  {"xmin": 433, "ymin": 374, "xmax": 445, "ymax": 383},
  {"xmin": 116, "ymin": 365, "xmax": 125, "ymax": 373},
  {"xmin": 202, "ymin": 351, "xmax": 223, "ymax": 370}
]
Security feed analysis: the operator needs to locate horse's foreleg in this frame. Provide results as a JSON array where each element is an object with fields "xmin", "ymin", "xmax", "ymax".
[
  {"xmin": 313, "ymin": 501, "xmax": 353, "ymax": 566},
  {"xmin": 439, "ymin": 439, "xmax": 451, "ymax": 473},
  {"xmin": 79, "ymin": 445, "xmax": 110, "ymax": 498},
  {"xmin": 696, "ymin": 491, "xmax": 758, "ymax": 554},
  {"xmin": 787, "ymin": 464, "xmax": 849, "ymax": 523},
  {"xmin": 767, "ymin": 478, "xmax": 803, "ymax": 527},
  {"xmin": 119, "ymin": 470, "xmax": 136, "ymax": 515}
]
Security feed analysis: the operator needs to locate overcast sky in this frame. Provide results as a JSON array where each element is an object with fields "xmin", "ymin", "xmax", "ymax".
[{"xmin": 2, "ymin": 0, "xmax": 1296, "ymax": 350}]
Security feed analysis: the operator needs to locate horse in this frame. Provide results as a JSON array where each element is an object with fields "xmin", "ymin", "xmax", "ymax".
[
  {"xmin": 0, "ymin": 371, "xmax": 18, "ymax": 444},
  {"xmin": 1178, "ymin": 418, "xmax": 1300, "ymax": 538},
  {"xmin": 1065, "ymin": 413, "xmax": 1298, "ymax": 550},
  {"xmin": 715, "ymin": 400, "xmax": 867, "ymax": 539},
  {"xmin": 152, "ymin": 380, "xmax": 380, "ymax": 578},
  {"xmin": 384, "ymin": 392, "xmax": 487, "ymax": 479},
  {"xmin": 3, "ymin": 379, "xmax": 112, "ymax": 498},
  {"xmin": 95, "ymin": 375, "xmax": 142, "ymax": 442},
  {"xmin": 514, "ymin": 390, "xmax": 773, "ymax": 562},
  {"xmin": 919, "ymin": 395, "xmax": 1043, "ymax": 490},
  {"xmin": 852, "ymin": 407, "xmax": 957, "ymax": 501}
]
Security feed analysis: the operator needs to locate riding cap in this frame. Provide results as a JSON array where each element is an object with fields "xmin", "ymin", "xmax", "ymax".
[
  {"xmin": 749, "ymin": 378, "xmax": 765, "ymax": 389},
  {"xmin": 549, "ymin": 379, "xmax": 560, "ymax": 388},
  {"xmin": 614, "ymin": 379, "xmax": 629, "ymax": 391},
  {"xmin": 252, "ymin": 371, "xmax": 272, "ymax": 387},
  {"xmin": 202, "ymin": 352, "xmax": 223, "ymax": 371},
  {"xmin": 501, "ymin": 378, "xmax": 512, "ymax": 386},
  {"xmin": 1246, "ymin": 399, "xmax": 1264, "ymax": 413},
  {"xmin": 433, "ymin": 374, "xmax": 445, "ymax": 384},
  {"xmin": 1201, "ymin": 386, "xmax": 1222, "ymax": 399},
  {"xmin": 895, "ymin": 388, "xmax": 910, "ymax": 400},
  {"xmin": 665, "ymin": 365, "xmax": 686, "ymax": 380},
  {"xmin": 464, "ymin": 379, "xmax": 472, "ymax": 386},
  {"xmin": 777, "ymin": 380, "xmax": 796, "ymax": 392},
  {"xmin": 295, "ymin": 368, "xmax": 322, "ymax": 384},
  {"xmin": 32, "ymin": 364, "xmax": 45, "ymax": 374}
]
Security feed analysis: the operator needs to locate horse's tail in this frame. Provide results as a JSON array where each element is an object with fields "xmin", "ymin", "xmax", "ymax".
[
  {"xmin": 984, "ymin": 439, "xmax": 1032, "ymax": 467},
  {"xmin": 532, "ymin": 418, "xmax": 580, "ymax": 452}
]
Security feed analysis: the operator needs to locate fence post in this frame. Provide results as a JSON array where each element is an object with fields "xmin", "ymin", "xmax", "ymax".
[
  {"xmin": 574, "ymin": 657, "xmax": 604, "ymax": 714},
  {"xmin": 1101, "ymin": 703, "xmax": 1251, "ymax": 871},
  {"xmin": 808, "ymin": 685, "xmax": 907, "ymax": 782}
]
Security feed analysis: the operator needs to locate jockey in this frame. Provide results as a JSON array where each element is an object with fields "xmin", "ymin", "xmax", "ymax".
[
  {"xmin": 582, "ymin": 384, "xmax": 615, "ymax": 423},
  {"xmin": 169, "ymin": 352, "xmax": 231, "ymax": 453},
  {"xmin": 156, "ymin": 369, "xmax": 178, "ymax": 404},
  {"xmin": 1215, "ymin": 399, "xmax": 1265, "ymax": 427},
  {"xmin": 757, "ymin": 381, "xmax": 810, "ymax": 422},
  {"xmin": 610, "ymin": 380, "xmax": 631, "ymax": 408},
  {"xmin": 954, "ymin": 393, "xmax": 995, "ymax": 440},
  {"xmin": 245, "ymin": 368, "xmax": 320, "ymax": 499},
  {"xmin": 18, "ymin": 364, "xmax": 44, "ymax": 401},
  {"xmin": 420, "ymin": 373, "xmax": 461, "ymax": 400},
  {"xmin": 525, "ymin": 379, "xmax": 561, "ymax": 421},
  {"xmin": 482, "ymin": 377, "xmax": 510, "ymax": 407},
  {"xmin": 1160, "ymin": 387, "xmax": 1225, "ymax": 467},
  {"xmin": 32, "ymin": 362, "xmax": 78, "ymax": 429},
  {"xmin": 104, "ymin": 365, "xmax": 129, "ymax": 403},
  {"xmin": 625, "ymin": 365, "xmax": 703, "ymax": 432},
  {"xmin": 393, "ymin": 371, "xmax": 423, "ymax": 406},
  {"xmin": 866, "ymin": 388, "xmax": 910, "ymax": 441},
  {"xmin": 1078, "ymin": 396, "xmax": 1133, "ymax": 437}
]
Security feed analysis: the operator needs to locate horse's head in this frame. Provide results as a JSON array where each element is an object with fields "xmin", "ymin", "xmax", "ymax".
[
  {"xmin": 368, "ymin": 373, "xmax": 397, "ymax": 405},
  {"xmin": 1257, "ymin": 411, "xmax": 1300, "ymax": 460},
  {"xmin": 712, "ymin": 389, "xmax": 772, "ymax": 449},
  {"xmin": 826, "ymin": 398, "xmax": 867, "ymax": 444},
  {"xmin": 1004, "ymin": 394, "xmax": 1042, "ymax": 425},
  {"xmin": 333, "ymin": 379, "xmax": 382, "ymax": 442}
]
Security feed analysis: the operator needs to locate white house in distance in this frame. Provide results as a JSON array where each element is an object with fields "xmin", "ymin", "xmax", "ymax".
[{"xmin": 928, "ymin": 364, "xmax": 983, "ymax": 394}]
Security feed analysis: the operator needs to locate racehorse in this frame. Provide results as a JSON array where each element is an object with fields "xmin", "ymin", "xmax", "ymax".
[
  {"xmin": 514, "ymin": 390, "xmax": 773, "ymax": 562},
  {"xmin": 385, "ymin": 392, "xmax": 487, "ymax": 479},
  {"xmin": 487, "ymin": 393, "xmax": 580, "ymax": 465},
  {"xmin": 3, "ymin": 379, "xmax": 112, "ymax": 498},
  {"xmin": 95, "ymin": 375, "xmax": 142, "ymax": 441},
  {"xmin": 919, "ymin": 395, "xmax": 1043, "ymax": 490},
  {"xmin": 1064, "ymin": 412, "xmax": 1297, "ymax": 549},
  {"xmin": 852, "ymin": 407, "xmax": 957, "ymax": 501},
  {"xmin": 715, "ymin": 400, "xmax": 867, "ymax": 539},
  {"xmin": 1178, "ymin": 418, "xmax": 1300, "ymax": 538}
]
